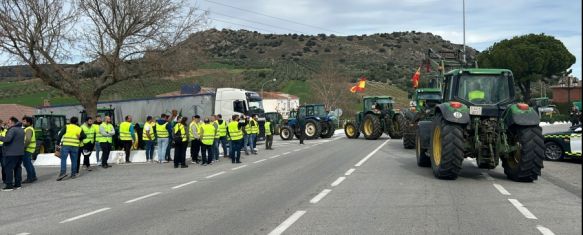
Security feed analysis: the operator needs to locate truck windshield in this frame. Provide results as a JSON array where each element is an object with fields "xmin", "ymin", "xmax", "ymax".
[{"xmin": 457, "ymin": 75, "xmax": 510, "ymax": 104}]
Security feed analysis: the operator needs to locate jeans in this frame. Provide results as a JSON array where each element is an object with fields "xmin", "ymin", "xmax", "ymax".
[
  {"xmin": 145, "ymin": 140, "xmax": 155, "ymax": 161},
  {"xmin": 190, "ymin": 139, "xmax": 201, "ymax": 163},
  {"xmin": 229, "ymin": 139, "xmax": 243, "ymax": 163},
  {"xmin": 23, "ymin": 152, "xmax": 37, "ymax": 181},
  {"xmin": 252, "ymin": 134, "xmax": 257, "ymax": 149},
  {"xmin": 218, "ymin": 136, "xmax": 228, "ymax": 157},
  {"xmin": 157, "ymin": 138, "xmax": 169, "ymax": 162},
  {"xmin": 95, "ymin": 142, "xmax": 101, "ymax": 162},
  {"xmin": 201, "ymin": 144, "xmax": 213, "ymax": 164},
  {"xmin": 60, "ymin": 146, "xmax": 79, "ymax": 175},
  {"xmin": 248, "ymin": 134, "xmax": 257, "ymax": 152},
  {"xmin": 212, "ymin": 139, "xmax": 219, "ymax": 160},
  {"xmin": 165, "ymin": 140, "xmax": 172, "ymax": 161},
  {"xmin": 243, "ymin": 134, "xmax": 249, "ymax": 153},
  {"xmin": 3, "ymin": 155, "xmax": 22, "ymax": 187}
]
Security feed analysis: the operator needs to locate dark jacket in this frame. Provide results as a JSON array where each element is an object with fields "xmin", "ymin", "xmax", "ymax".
[{"xmin": 0, "ymin": 122, "xmax": 25, "ymax": 157}]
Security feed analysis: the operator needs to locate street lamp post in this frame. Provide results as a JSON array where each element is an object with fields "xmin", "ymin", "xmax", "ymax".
[{"xmin": 261, "ymin": 78, "xmax": 277, "ymax": 98}]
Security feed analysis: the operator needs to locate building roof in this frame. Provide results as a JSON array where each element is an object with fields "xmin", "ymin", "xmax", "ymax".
[
  {"xmin": 0, "ymin": 104, "xmax": 36, "ymax": 122},
  {"xmin": 262, "ymin": 92, "xmax": 298, "ymax": 100}
]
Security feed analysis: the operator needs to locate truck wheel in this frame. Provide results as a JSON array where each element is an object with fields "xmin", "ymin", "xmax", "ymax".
[
  {"xmin": 429, "ymin": 113, "xmax": 464, "ymax": 179},
  {"xmin": 388, "ymin": 114, "xmax": 404, "ymax": 139},
  {"xmin": 320, "ymin": 121, "xmax": 335, "ymax": 138},
  {"xmin": 362, "ymin": 114, "xmax": 383, "ymax": 140},
  {"xmin": 544, "ymin": 142, "xmax": 563, "ymax": 161},
  {"xmin": 280, "ymin": 126, "xmax": 294, "ymax": 140},
  {"xmin": 502, "ymin": 126, "xmax": 544, "ymax": 182},
  {"xmin": 304, "ymin": 119, "xmax": 321, "ymax": 139},
  {"xmin": 344, "ymin": 122, "xmax": 360, "ymax": 139},
  {"xmin": 416, "ymin": 129, "xmax": 430, "ymax": 167}
]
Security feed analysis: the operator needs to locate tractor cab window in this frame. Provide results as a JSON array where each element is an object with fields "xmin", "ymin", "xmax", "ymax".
[
  {"xmin": 35, "ymin": 117, "xmax": 49, "ymax": 129},
  {"xmin": 457, "ymin": 75, "xmax": 510, "ymax": 104}
]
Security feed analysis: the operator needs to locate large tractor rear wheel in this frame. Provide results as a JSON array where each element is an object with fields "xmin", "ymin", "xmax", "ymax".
[
  {"xmin": 388, "ymin": 114, "xmax": 404, "ymax": 139},
  {"xmin": 304, "ymin": 119, "xmax": 321, "ymax": 140},
  {"xmin": 280, "ymin": 126, "xmax": 294, "ymax": 140},
  {"xmin": 502, "ymin": 126, "xmax": 544, "ymax": 182},
  {"xmin": 362, "ymin": 114, "xmax": 383, "ymax": 140},
  {"xmin": 429, "ymin": 113, "xmax": 464, "ymax": 180},
  {"xmin": 416, "ymin": 128, "xmax": 430, "ymax": 167},
  {"xmin": 320, "ymin": 121, "xmax": 335, "ymax": 139},
  {"xmin": 344, "ymin": 122, "xmax": 360, "ymax": 139}
]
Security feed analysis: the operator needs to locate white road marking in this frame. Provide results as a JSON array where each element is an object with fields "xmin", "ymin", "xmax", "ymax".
[
  {"xmin": 508, "ymin": 199, "xmax": 537, "ymax": 219},
  {"xmin": 331, "ymin": 177, "xmax": 346, "ymax": 187},
  {"xmin": 493, "ymin": 184, "xmax": 511, "ymax": 195},
  {"xmin": 310, "ymin": 189, "xmax": 332, "ymax": 204},
  {"xmin": 282, "ymin": 152, "xmax": 291, "ymax": 155},
  {"xmin": 269, "ymin": 155, "xmax": 281, "ymax": 159},
  {"xmin": 125, "ymin": 192, "xmax": 162, "ymax": 203},
  {"xmin": 345, "ymin": 168, "xmax": 355, "ymax": 176},
  {"xmin": 355, "ymin": 139, "xmax": 390, "ymax": 167},
  {"xmin": 536, "ymin": 225, "xmax": 555, "ymax": 235},
  {"xmin": 232, "ymin": 164, "xmax": 248, "ymax": 170},
  {"xmin": 293, "ymin": 149, "xmax": 301, "ymax": 152},
  {"xmin": 205, "ymin": 171, "xmax": 226, "ymax": 179},
  {"xmin": 253, "ymin": 159, "xmax": 267, "ymax": 163},
  {"xmin": 59, "ymin": 208, "xmax": 111, "ymax": 223},
  {"xmin": 268, "ymin": 210, "xmax": 307, "ymax": 235},
  {"xmin": 172, "ymin": 180, "xmax": 198, "ymax": 189},
  {"xmin": 16, "ymin": 233, "xmax": 30, "ymax": 235}
]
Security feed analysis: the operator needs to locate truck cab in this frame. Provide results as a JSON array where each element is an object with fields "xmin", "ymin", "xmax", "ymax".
[{"xmin": 214, "ymin": 88, "xmax": 266, "ymax": 140}]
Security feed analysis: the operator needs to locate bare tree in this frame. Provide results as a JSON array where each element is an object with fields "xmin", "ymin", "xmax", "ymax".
[
  {"xmin": 0, "ymin": 0, "xmax": 207, "ymax": 116},
  {"xmin": 308, "ymin": 61, "xmax": 351, "ymax": 111}
]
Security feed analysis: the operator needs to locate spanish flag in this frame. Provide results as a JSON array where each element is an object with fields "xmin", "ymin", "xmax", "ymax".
[
  {"xmin": 350, "ymin": 76, "xmax": 367, "ymax": 93},
  {"xmin": 411, "ymin": 66, "xmax": 421, "ymax": 88}
]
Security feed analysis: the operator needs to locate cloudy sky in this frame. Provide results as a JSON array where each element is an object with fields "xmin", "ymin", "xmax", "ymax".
[{"xmin": 197, "ymin": 0, "xmax": 582, "ymax": 78}]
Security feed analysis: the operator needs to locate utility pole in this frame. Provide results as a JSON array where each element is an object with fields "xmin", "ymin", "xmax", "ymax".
[{"xmin": 462, "ymin": 0, "xmax": 467, "ymax": 65}]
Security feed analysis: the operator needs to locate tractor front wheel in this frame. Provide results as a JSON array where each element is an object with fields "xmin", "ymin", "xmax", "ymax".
[
  {"xmin": 304, "ymin": 119, "xmax": 321, "ymax": 139},
  {"xmin": 362, "ymin": 114, "xmax": 383, "ymax": 140},
  {"xmin": 280, "ymin": 126, "xmax": 294, "ymax": 140},
  {"xmin": 388, "ymin": 114, "xmax": 404, "ymax": 139},
  {"xmin": 502, "ymin": 126, "xmax": 544, "ymax": 182},
  {"xmin": 344, "ymin": 122, "xmax": 360, "ymax": 139},
  {"xmin": 429, "ymin": 113, "xmax": 464, "ymax": 180}
]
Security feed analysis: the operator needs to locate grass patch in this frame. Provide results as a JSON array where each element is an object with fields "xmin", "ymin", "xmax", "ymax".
[{"xmin": 281, "ymin": 80, "xmax": 313, "ymax": 104}]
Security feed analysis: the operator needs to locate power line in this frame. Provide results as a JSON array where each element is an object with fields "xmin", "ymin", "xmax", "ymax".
[
  {"xmin": 203, "ymin": 9, "xmax": 308, "ymax": 34},
  {"xmin": 204, "ymin": 0, "xmax": 343, "ymax": 35}
]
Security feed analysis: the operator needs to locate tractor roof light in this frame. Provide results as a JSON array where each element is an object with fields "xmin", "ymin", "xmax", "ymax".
[
  {"xmin": 517, "ymin": 103, "xmax": 529, "ymax": 111},
  {"xmin": 450, "ymin": 101, "xmax": 462, "ymax": 109}
]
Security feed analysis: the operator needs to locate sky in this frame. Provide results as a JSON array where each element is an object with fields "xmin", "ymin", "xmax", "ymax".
[{"xmin": 196, "ymin": 0, "xmax": 582, "ymax": 79}]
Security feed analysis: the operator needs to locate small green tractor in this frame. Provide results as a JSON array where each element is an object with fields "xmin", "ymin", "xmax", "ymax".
[
  {"xmin": 416, "ymin": 68, "xmax": 545, "ymax": 182},
  {"xmin": 401, "ymin": 88, "xmax": 442, "ymax": 149},
  {"xmin": 344, "ymin": 96, "xmax": 404, "ymax": 140}
]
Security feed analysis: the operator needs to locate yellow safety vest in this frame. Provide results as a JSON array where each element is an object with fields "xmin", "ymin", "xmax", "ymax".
[
  {"xmin": 24, "ymin": 126, "xmax": 36, "ymax": 153},
  {"xmin": 189, "ymin": 121, "xmax": 200, "ymax": 139},
  {"xmin": 81, "ymin": 124, "xmax": 95, "ymax": 144},
  {"xmin": 62, "ymin": 124, "xmax": 82, "ymax": 147},
  {"xmin": 468, "ymin": 90, "xmax": 485, "ymax": 101},
  {"xmin": 119, "ymin": 121, "xmax": 132, "ymax": 141},
  {"xmin": 265, "ymin": 121, "xmax": 272, "ymax": 136},
  {"xmin": 212, "ymin": 121, "xmax": 220, "ymax": 139},
  {"xmin": 218, "ymin": 121, "xmax": 227, "ymax": 137},
  {"xmin": 142, "ymin": 122, "xmax": 156, "ymax": 141},
  {"xmin": 174, "ymin": 123, "xmax": 188, "ymax": 142},
  {"xmin": 228, "ymin": 121, "xmax": 243, "ymax": 140},
  {"xmin": 244, "ymin": 122, "xmax": 251, "ymax": 134},
  {"xmin": 98, "ymin": 123, "xmax": 114, "ymax": 143},
  {"xmin": 201, "ymin": 123, "xmax": 215, "ymax": 145},
  {"xmin": 156, "ymin": 122, "xmax": 169, "ymax": 138},
  {"xmin": 93, "ymin": 123, "xmax": 102, "ymax": 143},
  {"xmin": 0, "ymin": 129, "xmax": 6, "ymax": 146},
  {"xmin": 250, "ymin": 119, "xmax": 259, "ymax": 134}
]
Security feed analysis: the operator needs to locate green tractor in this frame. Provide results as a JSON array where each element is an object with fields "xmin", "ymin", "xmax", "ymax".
[
  {"xmin": 401, "ymin": 88, "xmax": 442, "ymax": 149},
  {"xmin": 344, "ymin": 96, "xmax": 404, "ymax": 140},
  {"xmin": 33, "ymin": 113, "xmax": 66, "ymax": 154},
  {"xmin": 265, "ymin": 112, "xmax": 284, "ymax": 135},
  {"xmin": 416, "ymin": 68, "xmax": 544, "ymax": 182}
]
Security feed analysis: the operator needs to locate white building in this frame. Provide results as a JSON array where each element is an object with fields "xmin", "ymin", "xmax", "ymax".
[{"xmin": 262, "ymin": 92, "xmax": 300, "ymax": 119}]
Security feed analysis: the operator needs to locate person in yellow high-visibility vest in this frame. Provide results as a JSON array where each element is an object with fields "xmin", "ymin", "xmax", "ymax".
[
  {"xmin": 264, "ymin": 117, "xmax": 274, "ymax": 150},
  {"xmin": 56, "ymin": 116, "xmax": 84, "ymax": 180},
  {"xmin": 189, "ymin": 115, "xmax": 202, "ymax": 164},
  {"xmin": 77, "ymin": 117, "xmax": 96, "ymax": 174},
  {"xmin": 211, "ymin": 115, "xmax": 220, "ymax": 162},
  {"xmin": 21, "ymin": 116, "xmax": 37, "ymax": 183},
  {"xmin": 200, "ymin": 117, "xmax": 216, "ymax": 166},
  {"xmin": 0, "ymin": 119, "xmax": 7, "ymax": 184},
  {"xmin": 248, "ymin": 115, "xmax": 259, "ymax": 154},
  {"xmin": 216, "ymin": 114, "xmax": 229, "ymax": 159},
  {"xmin": 119, "ymin": 115, "xmax": 135, "ymax": 163},
  {"xmin": 173, "ymin": 117, "xmax": 189, "ymax": 168},
  {"xmin": 228, "ymin": 115, "xmax": 246, "ymax": 163},
  {"xmin": 143, "ymin": 116, "xmax": 156, "ymax": 163},
  {"xmin": 98, "ymin": 116, "xmax": 115, "ymax": 168}
]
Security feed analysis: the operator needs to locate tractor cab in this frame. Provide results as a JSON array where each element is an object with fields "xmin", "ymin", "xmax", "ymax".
[
  {"xmin": 33, "ymin": 114, "xmax": 66, "ymax": 154},
  {"xmin": 363, "ymin": 96, "xmax": 394, "ymax": 114},
  {"xmin": 413, "ymin": 88, "xmax": 442, "ymax": 111}
]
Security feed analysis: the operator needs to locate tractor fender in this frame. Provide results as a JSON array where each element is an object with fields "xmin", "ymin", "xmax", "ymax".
[
  {"xmin": 418, "ymin": 120, "xmax": 433, "ymax": 150},
  {"xmin": 435, "ymin": 103, "xmax": 470, "ymax": 124},
  {"xmin": 504, "ymin": 104, "xmax": 540, "ymax": 127}
]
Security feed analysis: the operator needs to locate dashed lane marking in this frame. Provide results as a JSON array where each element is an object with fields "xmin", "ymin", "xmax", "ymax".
[
  {"xmin": 310, "ymin": 189, "xmax": 332, "ymax": 204},
  {"xmin": 125, "ymin": 192, "xmax": 162, "ymax": 203},
  {"xmin": 345, "ymin": 168, "xmax": 355, "ymax": 176},
  {"xmin": 269, "ymin": 155, "xmax": 281, "ymax": 159},
  {"xmin": 16, "ymin": 233, "xmax": 30, "ymax": 235},
  {"xmin": 205, "ymin": 171, "xmax": 226, "ymax": 179},
  {"xmin": 355, "ymin": 139, "xmax": 390, "ymax": 167},
  {"xmin": 493, "ymin": 184, "xmax": 511, "ymax": 195},
  {"xmin": 253, "ymin": 159, "xmax": 267, "ymax": 163},
  {"xmin": 508, "ymin": 199, "xmax": 537, "ymax": 219},
  {"xmin": 536, "ymin": 225, "xmax": 555, "ymax": 235},
  {"xmin": 282, "ymin": 152, "xmax": 291, "ymax": 155},
  {"xmin": 172, "ymin": 181, "xmax": 198, "ymax": 189},
  {"xmin": 331, "ymin": 177, "xmax": 346, "ymax": 187},
  {"xmin": 268, "ymin": 210, "xmax": 306, "ymax": 235},
  {"xmin": 59, "ymin": 208, "xmax": 111, "ymax": 223},
  {"xmin": 231, "ymin": 164, "xmax": 248, "ymax": 170}
]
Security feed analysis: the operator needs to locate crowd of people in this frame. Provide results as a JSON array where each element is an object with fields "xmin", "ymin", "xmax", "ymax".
[{"xmin": 0, "ymin": 113, "xmax": 275, "ymax": 191}]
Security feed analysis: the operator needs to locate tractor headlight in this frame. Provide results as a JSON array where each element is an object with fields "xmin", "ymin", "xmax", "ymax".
[{"xmin": 453, "ymin": 112, "xmax": 462, "ymax": 119}]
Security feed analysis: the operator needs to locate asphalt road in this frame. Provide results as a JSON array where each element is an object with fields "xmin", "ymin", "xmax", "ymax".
[{"xmin": 0, "ymin": 125, "xmax": 580, "ymax": 235}]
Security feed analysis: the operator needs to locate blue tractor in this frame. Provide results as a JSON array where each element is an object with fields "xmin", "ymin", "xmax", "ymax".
[{"xmin": 280, "ymin": 104, "xmax": 336, "ymax": 140}]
